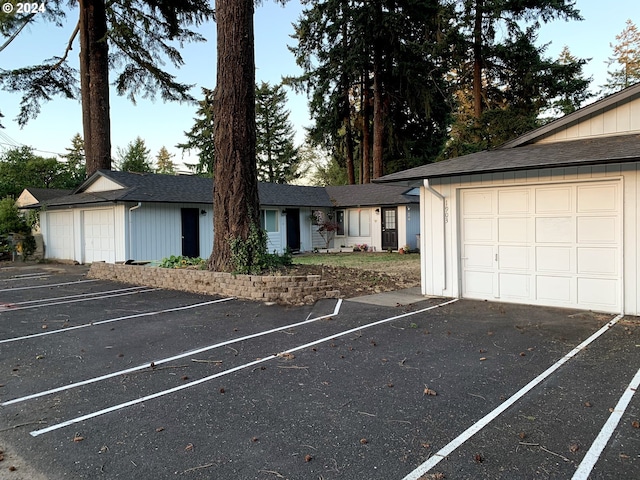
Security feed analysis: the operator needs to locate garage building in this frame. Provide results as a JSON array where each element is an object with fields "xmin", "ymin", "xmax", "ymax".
[{"xmin": 377, "ymin": 83, "xmax": 640, "ymax": 315}]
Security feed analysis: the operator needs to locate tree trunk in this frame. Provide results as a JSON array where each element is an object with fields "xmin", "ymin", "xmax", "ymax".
[
  {"xmin": 372, "ymin": 61, "xmax": 384, "ymax": 179},
  {"xmin": 210, "ymin": 0, "xmax": 260, "ymax": 272},
  {"xmin": 78, "ymin": 0, "xmax": 111, "ymax": 177},
  {"xmin": 361, "ymin": 72, "xmax": 371, "ymax": 184},
  {"xmin": 472, "ymin": 0, "xmax": 484, "ymax": 119}
]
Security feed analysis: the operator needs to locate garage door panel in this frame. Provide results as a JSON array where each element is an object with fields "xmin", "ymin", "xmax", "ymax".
[
  {"xmin": 536, "ymin": 187, "xmax": 572, "ymax": 213},
  {"xmin": 465, "ymin": 244, "xmax": 494, "ymax": 268},
  {"xmin": 498, "ymin": 190, "xmax": 529, "ymax": 214},
  {"xmin": 462, "ymin": 191, "xmax": 493, "ymax": 214},
  {"xmin": 498, "ymin": 218, "xmax": 528, "ymax": 242},
  {"xmin": 576, "ymin": 217, "xmax": 617, "ymax": 243},
  {"xmin": 498, "ymin": 273, "xmax": 529, "ymax": 298},
  {"xmin": 577, "ymin": 247, "xmax": 618, "ymax": 275},
  {"xmin": 464, "ymin": 218, "xmax": 494, "ymax": 242},
  {"xmin": 577, "ymin": 278, "xmax": 618, "ymax": 307},
  {"xmin": 536, "ymin": 246, "xmax": 572, "ymax": 273},
  {"xmin": 464, "ymin": 271, "xmax": 494, "ymax": 296},
  {"xmin": 498, "ymin": 245, "xmax": 529, "ymax": 270},
  {"xmin": 577, "ymin": 184, "xmax": 617, "ymax": 212},
  {"xmin": 536, "ymin": 217, "xmax": 573, "ymax": 243},
  {"xmin": 536, "ymin": 276, "xmax": 572, "ymax": 303}
]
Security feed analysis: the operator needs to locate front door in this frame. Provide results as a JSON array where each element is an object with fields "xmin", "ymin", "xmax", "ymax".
[
  {"xmin": 181, "ymin": 208, "xmax": 200, "ymax": 258},
  {"xmin": 285, "ymin": 209, "xmax": 301, "ymax": 252},
  {"xmin": 381, "ymin": 207, "xmax": 398, "ymax": 250}
]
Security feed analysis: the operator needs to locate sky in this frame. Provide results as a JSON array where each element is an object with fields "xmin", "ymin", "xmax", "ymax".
[{"xmin": 0, "ymin": 0, "xmax": 638, "ymax": 168}]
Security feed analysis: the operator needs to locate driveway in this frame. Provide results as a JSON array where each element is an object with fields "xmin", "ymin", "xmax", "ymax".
[{"xmin": 0, "ymin": 263, "xmax": 638, "ymax": 479}]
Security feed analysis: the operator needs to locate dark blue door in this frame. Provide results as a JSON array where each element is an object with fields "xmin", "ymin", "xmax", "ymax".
[{"xmin": 181, "ymin": 208, "xmax": 200, "ymax": 257}]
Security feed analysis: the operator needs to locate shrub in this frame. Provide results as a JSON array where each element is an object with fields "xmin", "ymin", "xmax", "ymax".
[{"xmin": 158, "ymin": 255, "xmax": 206, "ymax": 269}]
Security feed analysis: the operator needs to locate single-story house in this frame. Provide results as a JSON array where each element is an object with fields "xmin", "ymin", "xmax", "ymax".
[
  {"xmin": 33, "ymin": 170, "xmax": 419, "ymax": 264},
  {"xmin": 376, "ymin": 82, "xmax": 640, "ymax": 315},
  {"xmin": 325, "ymin": 184, "xmax": 420, "ymax": 251}
]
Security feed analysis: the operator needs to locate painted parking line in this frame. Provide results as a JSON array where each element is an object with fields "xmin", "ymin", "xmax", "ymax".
[
  {"xmin": 30, "ymin": 298, "xmax": 456, "ymax": 437},
  {"xmin": 0, "ymin": 287, "xmax": 158, "ymax": 312},
  {"xmin": 0, "ymin": 279, "xmax": 98, "ymax": 292},
  {"xmin": 0, "ymin": 297, "xmax": 234, "ymax": 345},
  {"xmin": 3, "ymin": 299, "xmax": 343, "ymax": 406},
  {"xmin": 0, "ymin": 287, "xmax": 153, "ymax": 312},
  {"xmin": 572, "ymin": 366, "xmax": 640, "ymax": 480},
  {"xmin": 1, "ymin": 274, "xmax": 51, "ymax": 282},
  {"xmin": 400, "ymin": 313, "xmax": 625, "ymax": 480}
]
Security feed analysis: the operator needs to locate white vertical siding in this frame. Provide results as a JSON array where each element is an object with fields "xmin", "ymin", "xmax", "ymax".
[{"xmin": 537, "ymin": 97, "xmax": 640, "ymax": 143}]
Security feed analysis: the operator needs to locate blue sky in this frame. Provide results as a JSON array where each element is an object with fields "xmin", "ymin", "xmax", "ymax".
[{"xmin": 0, "ymin": 0, "xmax": 637, "ymax": 166}]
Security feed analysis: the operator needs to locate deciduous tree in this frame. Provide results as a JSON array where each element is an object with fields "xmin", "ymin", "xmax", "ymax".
[{"xmin": 604, "ymin": 19, "xmax": 640, "ymax": 93}]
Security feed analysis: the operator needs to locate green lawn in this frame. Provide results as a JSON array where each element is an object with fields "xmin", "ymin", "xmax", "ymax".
[{"xmin": 292, "ymin": 251, "xmax": 420, "ymax": 268}]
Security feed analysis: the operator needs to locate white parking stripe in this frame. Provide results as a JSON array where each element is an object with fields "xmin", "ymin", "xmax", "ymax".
[
  {"xmin": 0, "ymin": 279, "xmax": 98, "ymax": 292},
  {"xmin": 29, "ymin": 298, "xmax": 454, "ymax": 437},
  {"xmin": 1, "ymin": 275, "xmax": 51, "ymax": 282},
  {"xmin": 400, "ymin": 313, "xmax": 624, "ymax": 480},
  {"xmin": 0, "ymin": 286, "xmax": 153, "ymax": 311},
  {"xmin": 572, "ymin": 366, "xmax": 640, "ymax": 480},
  {"xmin": 5, "ymin": 299, "xmax": 343, "ymax": 406},
  {"xmin": 0, "ymin": 297, "xmax": 234, "ymax": 345},
  {"xmin": 0, "ymin": 288, "xmax": 159, "ymax": 313}
]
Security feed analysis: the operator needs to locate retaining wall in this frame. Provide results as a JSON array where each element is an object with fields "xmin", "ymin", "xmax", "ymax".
[{"xmin": 88, "ymin": 263, "xmax": 340, "ymax": 304}]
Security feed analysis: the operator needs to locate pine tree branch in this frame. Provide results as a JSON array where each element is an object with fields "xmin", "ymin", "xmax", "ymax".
[
  {"xmin": 0, "ymin": 12, "xmax": 37, "ymax": 53},
  {"xmin": 47, "ymin": 20, "xmax": 80, "ymax": 74}
]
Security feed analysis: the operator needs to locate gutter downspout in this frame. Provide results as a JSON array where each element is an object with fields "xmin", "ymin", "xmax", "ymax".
[
  {"xmin": 128, "ymin": 202, "xmax": 142, "ymax": 260},
  {"xmin": 424, "ymin": 179, "xmax": 446, "ymax": 295}
]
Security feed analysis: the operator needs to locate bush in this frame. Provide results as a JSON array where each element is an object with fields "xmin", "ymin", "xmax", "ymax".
[{"xmin": 158, "ymin": 255, "xmax": 206, "ymax": 269}]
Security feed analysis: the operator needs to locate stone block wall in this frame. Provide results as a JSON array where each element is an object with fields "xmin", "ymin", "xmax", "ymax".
[{"xmin": 88, "ymin": 263, "xmax": 340, "ymax": 305}]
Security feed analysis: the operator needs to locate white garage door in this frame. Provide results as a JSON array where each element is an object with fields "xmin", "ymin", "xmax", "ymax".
[
  {"xmin": 45, "ymin": 211, "xmax": 74, "ymax": 260},
  {"xmin": 460, "ymin": 181, "xmax": 621, "ymax": 312},
  {"xmin": 83, "ymin": 209, "xmax": 115, "ymax": 263}
]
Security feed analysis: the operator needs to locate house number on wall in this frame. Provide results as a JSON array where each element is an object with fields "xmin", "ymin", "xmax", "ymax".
[{"xmin": 444, "ymin": 199, "xmax": 449, "ymax": 223}]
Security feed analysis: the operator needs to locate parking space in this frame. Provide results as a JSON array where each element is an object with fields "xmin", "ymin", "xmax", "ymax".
[{"xmin": 1, "ymin": 264, "xmax": 639, "ymax": 479}]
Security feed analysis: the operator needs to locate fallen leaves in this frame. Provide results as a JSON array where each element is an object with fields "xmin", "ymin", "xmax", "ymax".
[
  {"xmin": 632, "ymin": 420, "xmax": 640, "ymax": 429},
  {"xmin": 423, "ymin": 386, "xmax": 437, "ymax": 396}
]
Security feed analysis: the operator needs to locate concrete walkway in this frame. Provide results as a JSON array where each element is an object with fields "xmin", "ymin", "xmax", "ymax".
[{"xmin": 347, "ymin": 286, "xmax": 434, "ymax": 307}]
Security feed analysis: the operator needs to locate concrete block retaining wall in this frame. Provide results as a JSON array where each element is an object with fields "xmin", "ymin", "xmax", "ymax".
[{"xmin": 88, "ymin": 263, "xmax": 340, "ymax": 304}]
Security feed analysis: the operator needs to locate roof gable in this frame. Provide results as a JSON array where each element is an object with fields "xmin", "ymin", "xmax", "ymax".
[{"xmin": 502, "ymin": 82, "xmax": 640, "ymax": 148}]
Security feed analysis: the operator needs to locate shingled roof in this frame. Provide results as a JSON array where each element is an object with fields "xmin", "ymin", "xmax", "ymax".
[
  {"xmin": 375, "ymin": 134, "xmax": 640, "ymax": 183},
  {"xmin": 39, "ymin": 171, "xmax": 332, "ymax": 208},
  {"xmin": 326, "ymin": 183, "xmax": 418, "ymax": 207}
]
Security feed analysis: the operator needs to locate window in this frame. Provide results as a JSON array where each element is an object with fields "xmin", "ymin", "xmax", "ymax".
[
  {"xmin": 335, "ymin": 210, "xmax": 345, "ymax": 236},
  {"xmin": 348, "ymin": 209, "xmax": 370, "ymax": 237},
  {"xmin": 260, "ymin": 209, "xmax": 279, "ymax": 232}
]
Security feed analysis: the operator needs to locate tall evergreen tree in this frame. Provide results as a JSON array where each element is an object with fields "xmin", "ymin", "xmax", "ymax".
[
  {"xmin": 155, "ymin": 147, "xmax": 176, "ymax": 175},
  {"xmin": 255, "ymin": 81, "xmax": 301, "ymax": 183},
  {"xmin": 60, "ymin": 133, "xmax": 87, "ymax": 187},
  {"xmin": 177, "ymin": 87, "xmax": 215, "ymax": 177},
  {"xmin": 288, "ymin": 0, "xmax": 453, "ymax": 183},
  {"xmin": 604, "ymin": 19, "xmax": 640, "ymax": 93},
  {"xmin": 443, "ymin": 0, "xmax": 589, "ymax": 155},
  {"xmin": 116, "ymin": 137, "xmax": 153, "ymax": 173},
  {"xmin": 210, "ymin": 0, "xmax": 262, "ymax": 272},
  {"xmin": 0, "ymin": 1, "xmax": 214, "ymax": 176}
]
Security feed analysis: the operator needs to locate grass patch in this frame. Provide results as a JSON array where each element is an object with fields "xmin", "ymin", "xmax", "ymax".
[{"xmin": 293, "ymin": 252, "xmax": 419, "ymax": 268}]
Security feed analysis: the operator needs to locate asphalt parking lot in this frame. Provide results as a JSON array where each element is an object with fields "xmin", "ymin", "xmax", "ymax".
[{"xmin": 0, "ymin": 263, "xmax": 639, "ymax": 479}]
